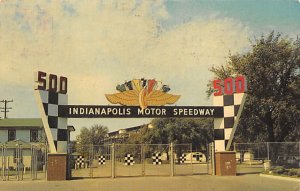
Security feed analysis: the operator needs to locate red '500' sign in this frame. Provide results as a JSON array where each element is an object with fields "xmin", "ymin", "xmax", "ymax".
[{"xmin": 213, "ymin": 76, "xmax": 246, "ymax": 96}]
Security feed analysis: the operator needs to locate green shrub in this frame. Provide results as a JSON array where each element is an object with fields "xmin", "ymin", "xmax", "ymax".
[
  {"xmin": 289, "ymin": 169, "xmax": 300, "ymax": 177},
  {"xmin": 287, "ymin": 170, "xmax": 297, "ymax": 176},
  {"xmin": 272, "ymin": 166, "xmax": 286, "ymax": 174},
  {"xmin": 271, "ymin": 167, "xmax": 300, "ymax": 177}
]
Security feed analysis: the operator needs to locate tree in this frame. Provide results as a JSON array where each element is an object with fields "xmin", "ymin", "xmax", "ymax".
[
  {"xmin": 207, "ymin": 32, "xmax": 300, "ymax": 142},
  {"xmin": 126, "ymin": 125, "xmax": 149, "ymax": 144},
  {"xmin": 76, "ymin": 124, "xmax": 109, "ymax": 151},
  {"xmin": 140, "ymin": 118, "xmax": 213, "ymax": 151}
]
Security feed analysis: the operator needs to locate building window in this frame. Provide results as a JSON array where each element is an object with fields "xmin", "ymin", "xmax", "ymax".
[
  {"xmin": 30, "ymin": 130, "xmax": 39, "ymax": 142},
  {"xmin": 8, "ymin": 130, "xmax": 16, "ymax": 141}
]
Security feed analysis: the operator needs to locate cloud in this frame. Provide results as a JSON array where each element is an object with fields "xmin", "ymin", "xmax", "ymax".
[{"xmin": 0, "ymin": 0, "xmax": 249, "ymax": 133}]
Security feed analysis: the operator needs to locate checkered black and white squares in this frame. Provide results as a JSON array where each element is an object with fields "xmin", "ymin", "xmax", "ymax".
[
  {"xmin": 35, "ymin": 90, "xmax": 68, "ymax": 153},
  {"xmin": 124, "ymin": 154, "xmax": 135, "ymax": 166},
  {"xmin": 76, "ymin": 156, "xmax": 85, "ymax": 168},
  {"xmin": 179, "ymin": 154, "xmax": 186, "ymax": 164},
  {"xmin": 152, "ymin": 153, "xmax": 162, "ymax": 165},
  {"xmin": 99, "ymin": 155, "xmax": 106, "ymax": 165},
  {"xmin": 213, "ymin": 93, "xmax": 247, "ymax": 151}
]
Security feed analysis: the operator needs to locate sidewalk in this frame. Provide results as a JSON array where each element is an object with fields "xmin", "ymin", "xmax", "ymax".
[{"xmin": 0, "ymin": 174, "xmax": 299, "ymax": 191}]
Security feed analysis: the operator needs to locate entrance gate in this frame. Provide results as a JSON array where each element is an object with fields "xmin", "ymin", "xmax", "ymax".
[
  {"xmin": 34, "ymin": 72, "xmax": 247, "ymax": 179},
  {"xmin": 0, "ymin": 143, "xmax": 48, "ymax": 181},
  {"xmin": 69, "ymin": 143, "xmax": 214, "ymax": 179},
  {"xmin": 70, "ymin": 144, "xmax": 112, "ymax": 178}
]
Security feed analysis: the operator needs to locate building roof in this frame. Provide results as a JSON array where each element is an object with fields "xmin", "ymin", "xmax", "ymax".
[
  {"xmin": 108, "ymin": 124, "xmax": 148, "ymax": 137},
  {"xmin": 0, "ymin": 118, "xmax": 76, "ymax": 131},
  {"xmin": 67, "ymin": 125, "xmax": 76, "ymax": 132},
  {"xmin": 0, "ymin": 118, "xmax": 43, "ymax": 128}
]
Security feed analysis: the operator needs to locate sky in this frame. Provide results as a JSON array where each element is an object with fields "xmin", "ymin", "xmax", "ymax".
[{"xmin": 1, "ymin": 0, "xmax": 300, "ymax": 140}]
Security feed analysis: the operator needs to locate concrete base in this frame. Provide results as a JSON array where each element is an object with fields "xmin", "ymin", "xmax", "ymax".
[
  {"xmin": 215, "ymin": 151, "xmax": 236, "ymax": 176},
  {"xmin": 47, "ymin": 153, "xmax": 68, "ymax": 181}
]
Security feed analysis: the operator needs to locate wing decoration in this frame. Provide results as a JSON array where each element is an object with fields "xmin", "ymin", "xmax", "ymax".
[
  {"xmin": 105, "ymin": 90, "xmax": 139, "ymax": 106},
  {"xmin": 106, "ymin": 79, "xmax": 180, "ymax": 109},
  {"xmin": 146, "ymin": 90, "xmax": 181, "ymax": 106}
]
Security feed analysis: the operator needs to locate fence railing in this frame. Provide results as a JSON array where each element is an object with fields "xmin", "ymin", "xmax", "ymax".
[
  {"xmin": 234, "ymin": 142, "xmax": 300, "ymax": 169},
  {"xmin": 69, "ymin": 143, "xmax": 213, "ymax": 178},
  {"xmin": 0, "ymin": 143, "xmax": 48, "ymax": 181}
]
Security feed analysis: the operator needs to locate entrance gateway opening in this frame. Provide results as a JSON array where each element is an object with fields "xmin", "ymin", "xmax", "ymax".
[
  {"xmin": 70, "ymin": 143, "xmax": 213, "ymax": 178},
  {"xmin": 34, "ymin": 71, "xmax": 247, "ymax": 180}
]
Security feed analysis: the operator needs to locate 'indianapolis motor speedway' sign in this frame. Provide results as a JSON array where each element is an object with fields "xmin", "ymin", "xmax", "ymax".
[
  {"xmin": 59, "ymin": 105, "xmax": 223, "ymax": 118},
  {"xmin": 34, "ymin": 71, "xmax": 247, "ymax": 153}
]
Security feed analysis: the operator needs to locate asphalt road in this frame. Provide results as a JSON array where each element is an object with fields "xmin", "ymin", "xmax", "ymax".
[{"xmin": 0, "ymin": 174, "xmax": 299, "ymax": 191}]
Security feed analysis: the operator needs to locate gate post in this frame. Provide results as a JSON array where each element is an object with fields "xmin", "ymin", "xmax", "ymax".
[
  {"xmin": 66, "ymin": 143, "xmax": 71, "ymax": 180},
  {"xmin": 34, "ymin": 146, "xmax": 38, "ymax": 180},
  {"xmin": 1, "ymin": 146, "xmax": 4, "ymax": 180},
  {"xmin": 189, "ymin": 144, "xmax": 193, "ymax": 175},
  {"xmin": 16, "ymin": 144, "xmax": 25, "ymax": 181},
  {"xmin": 20, "ymin": 146, "xmax": 24, "ymax": 180},
  {"xmin": 89, "ymin": 144, "xmax": 93, "ymax": 178},
  {"xmin": 47, "ymin": 153, "xmax": 68, "ymax": 180},
  {"xmin": 35, "ymin": 81, "xmax": 69, "ymax": 181},
  {"xmin": 211, "ymin": 142, "xmax": 215, "ymax": 175},
  {"xmin": 141, "ymin": 144, "xmax": 145, "ymax": 176},
  {"xmin": 215, "ymin": 151, "xmax": 236, "ymax": 176},
  {"xmin": 16, "ymin": 146, "xmax": 19, "ymax": 181},
  {"xmin": 111, "ymin": 143, "xmax": 115, "ymax": 178},
  {"xmin": 7, "ymin": 157, "xmax": 10, "ymax": 181},
  {"xmin": 4, "ymin": 146, "xmax": 7, "ymax": 181},
  {"xmin": 31, "ymin": 145, "xmax": 38, "ymax": 180},
  {"xmin": 267, "ymin": 142, "xmax": 270, "ymax": 161},
  {"xmin": 30, "ymin": 145, "xmax": 33, "ymax": 179},
  {"xmin": 170, "ymin": 143, "xmax": 174, "ymax": 177}
]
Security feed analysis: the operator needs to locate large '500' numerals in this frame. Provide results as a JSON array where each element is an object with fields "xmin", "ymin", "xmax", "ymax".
[
  {"xmin": 35, "ymin": 71, "xmax": 68, "ymax": 94},
  {"xmin": 213, "ymin": 76, "xmax": 246, "ymax": 96}
]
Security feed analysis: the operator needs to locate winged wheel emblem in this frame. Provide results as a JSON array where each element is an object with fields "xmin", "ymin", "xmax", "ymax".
[{"xmin": 105, "ymin": 79, "xmax": 180, "ymax": 109}]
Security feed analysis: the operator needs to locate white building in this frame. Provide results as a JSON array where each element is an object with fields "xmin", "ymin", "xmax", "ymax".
[
  {"xmin": 0, "ymin": 118, "xmax": 74, "ymax": 144},
  {"xmin": 0, "ymin": 118, "xmax": 75, "ymax": 171}
]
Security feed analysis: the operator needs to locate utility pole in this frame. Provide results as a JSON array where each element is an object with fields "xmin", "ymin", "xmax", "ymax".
[{"xmin": 0, "ymin": 99, "xmax": 13, "ymax": 119}]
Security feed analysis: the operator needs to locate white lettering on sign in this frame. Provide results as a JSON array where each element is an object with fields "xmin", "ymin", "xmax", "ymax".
[
  {"xmin": 137, "ymin": 108, "xmax": 167, "ymax": 116},
  {"xmin": 69, "ymin": 107, "xmax": 132, "ymax": 116},
  {"xmin": 64, "ymin": 106, "xmax": 222, "ymax": 118},
  {"xmin": 173, "ymin": 108, "xmax": 214, "ymax": 116}
]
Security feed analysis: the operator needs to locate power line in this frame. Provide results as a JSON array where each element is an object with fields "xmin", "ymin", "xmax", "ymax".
[{"xmin": 0, "ymin": 99, "xmax": 13, "ymax": 119}]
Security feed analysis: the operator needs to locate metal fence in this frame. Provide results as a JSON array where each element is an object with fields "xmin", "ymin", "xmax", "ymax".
[
  {"xmin": 70, "ymin": 143, "xmax": 213, "ymax": 179},
  {"xmin": 234, "ymin": 142, "xmax": 300, "ymax": 173},
  {"xmin": 0, "ymin": 143, "xmax": 48, "ymax": 181}
]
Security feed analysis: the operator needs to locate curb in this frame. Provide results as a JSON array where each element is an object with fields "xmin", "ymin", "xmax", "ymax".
[{"xmin": 260, "ymin": 174, "xmax": 300, "ymax": 182}]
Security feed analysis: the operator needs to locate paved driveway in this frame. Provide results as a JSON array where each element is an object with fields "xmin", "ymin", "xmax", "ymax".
[{"xmin": 0, "ymin": 174, "xmax": 299, "ymax": 191}]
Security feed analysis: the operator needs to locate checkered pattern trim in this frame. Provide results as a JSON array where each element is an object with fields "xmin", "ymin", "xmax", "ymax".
[
  {"xmin": 124, "ymin": 154, "xmax": 135, "ymax": 166},
  {"xmin": 152, "ymin": 153, "xmax": 162, "ymax": 165},
  {"xmin": 98, "ymin": 155, "xmax": 106, "ymax": 165},
  {"xmin": 76, "ymin": 156, "xmax": 85, "ymax": 168},
  {"xmin": 35, "ymin": 90, "xmax": 68, "ymax": 153},
  {"xmin": 213, "ymin": 93, "xmax": 247, "ymax": 151},
  {"xmin": 179, "ymin": 154, "xmax": 186, "ymax": 164}
]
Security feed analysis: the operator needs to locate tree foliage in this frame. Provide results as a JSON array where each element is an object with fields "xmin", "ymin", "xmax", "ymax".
[
  {"xmin": 208, "ymin": 32, "xmax": 300, "ymax": 142},
  {"xmin": 132, "ymin": 118, "xmax": 213, "ymax": 151},
  {"xmin": 76, "ymin": 124, "xmax": 109, "ymax": 146}
]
